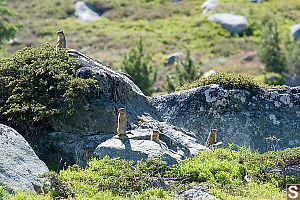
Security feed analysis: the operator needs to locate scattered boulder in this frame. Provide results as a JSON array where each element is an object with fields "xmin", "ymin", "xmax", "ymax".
[
  {"xmin": 74, "ymin": 1, "xmax": 101, "ymax": 22},
  {"xmin": 201, "ymin": 0, "xmax": 218, "ymax": 14},
  {"xmin": 7, "ymin": 38, "xmax": 21, "ymax": 46},
  {"xmin": 208, "ymin": 13, "xmax": 248, "ymax": 34},
  {"xmin": 0, "ymin": 124, "xmax": 48, "ymax": 193},
  {"xmin": 285, "ymin": 73, "xmax": 300, "ymax": 87},
  {"xmin": 203, "ymin": 70, "xmax": 216, "ymax": 78},
  {"xmin": 166, "ymin": 52, "xmax": 184, "ymax": 64},
  {"xmin": 169, "ymin": 0, "xmax": 182, "ymax": 2},
  {"xmin": 291, "ymin": 24, "xmax": 300, "ymax": 41},
  {"xmin": 239, "ymin": 51, "xmax": 256, "ymax": 62}
]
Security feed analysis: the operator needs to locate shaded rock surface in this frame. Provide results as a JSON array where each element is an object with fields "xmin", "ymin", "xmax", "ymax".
[
  {"xmin": 150, "ymin": 84, "xmax": 300, "ymax": 152},
  {"xmin": 201, "ymin": 0, "xmax": 218, "ymax": 14},
  {"xmin": 208, "ymin": 13, "xmax": 248, "ymax": 33},
  {"xmin": 0, "ymin": 124, "xmax": 48, "ymax": 193},
  {"xmin": 291, "ymin": 24, "xmax": 300, "ymax": 41},
  {"xmin": 74, "ymin": 1, "xmax": 101, "ymax": 22}
]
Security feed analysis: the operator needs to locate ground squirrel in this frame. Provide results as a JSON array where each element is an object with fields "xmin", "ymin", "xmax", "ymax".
[
  {"xmin": 205, "ymin": 129, "xmax": 217, "ymax": 147},
  {"xmin": 56, "ymin": 30, "xmax": 66, "ymax": 52},
  {"xmin": 117, "ymin": 108, "xmax": 126, "ymax": 136},
  {"xmin": 151, "ymin": 130, "xmax": 177, "ymax": 154},
  {"xmin": 86, "ymin": 147, "xmax": 92, "ymax": 162}
]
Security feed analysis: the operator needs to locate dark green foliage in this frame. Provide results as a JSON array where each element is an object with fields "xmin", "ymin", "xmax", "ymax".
[
  {"xmin": 176, "ymin": 72, "xmax": 274, "ymax": 91},
  {"xmin": 261, "ymin": 72, "xmax": 285, "ymax": 86},
  {"xmin": 165, "ymin": 50, "xmax": 202, "ymax": 92},
  {"xmin": 121, "ymin": 38, "xmax": 157, "ymax": 96},
  {"xmin": 44, "ymin": 156, "xmax": 170, "ymax": 198},
  {"xmin": 41, "ymin": 171, "xmax": 75, "ymax": 199},
  {"xmin": 258, "ymin": 19, "xmax": 286, "ymax": 74},
  {"xmin": 0, "ymin": 43, "xmax": 100, "ymax": 136},
  {"xmin": 0, "ymin": 0, "xmax": 22, "ymax": 48},
  {"xmin": 285, "ymin": 39, "xmax": 300, "ymax": 76}
]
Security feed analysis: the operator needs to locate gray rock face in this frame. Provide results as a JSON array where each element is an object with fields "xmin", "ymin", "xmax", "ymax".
[
  {"xmin": 74, "ymin": 1, "xmax": 101, "ymax": 22},
  {"xmin": 94, "ymin": 123, "xmax": 206, "ymax": 165},
  {"xmin": 201, "ymin": 0, "xmax": 218, "ymax": 14},
  {"xmin": 285, "ymin": 73, "xmax": 300, "ymax": 87},
  {"xmin": 0, "ymin": 124, "xmax": 48, "ymax": 193},
  {"xmin": 53, "ymin": 49, "xmax": 147, "ymax": 135},
  {"xmin": 208, "ymin": 13, "xmax": 248, "ymax": 34},
  {"xmin": 150, "ymin": 84, "xmax": 300, "ymax": 152},
  {"xmin": 291, "ymin": 24, "xmax": 300, "ymax": 41}
]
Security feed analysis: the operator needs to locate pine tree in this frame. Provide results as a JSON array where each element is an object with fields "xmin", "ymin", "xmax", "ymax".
[
  {"xmin": 121, "ymin": 38, "xmax": 157, "ymax": 96},
  {"xmin": 258, "ymin": 19, "xmax": 286, "ymax": 74}
]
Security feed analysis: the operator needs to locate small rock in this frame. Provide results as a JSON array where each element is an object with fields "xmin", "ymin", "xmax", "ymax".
[
  {"xmin": 8, "ymin": 38, "xmax": 21, "ymax": 46},
  {"xmin": 201, "ymin": 0, "xmax": 218, "ymax": 14},
  {"xmin": 239, "ymin": 51, "xmax": 256, "ymax": 62},
  {"xmin": 208, "ymin": 13, "xmax": 248, "ymax": 34},
  {"xmin": 74, "ymin": 1, "xmax": 101, "ymax": 22},
  {"xmin": 180, "ymin": 187, "xmax": 220, "ymax": 200},
  {"xmin": 203, "ymin": 70, "xmax": 216, "ymax": 78},
  {"xmin": 291, "ymin": 24, "xmax": 300, "ymax": 41},
  {"xmin": 166, "ymin": 52, "xmax": 184, "ymax": 64},
  {"xmin": 169, "ymin": 0, "xmax": 182, "ymax": 2}
]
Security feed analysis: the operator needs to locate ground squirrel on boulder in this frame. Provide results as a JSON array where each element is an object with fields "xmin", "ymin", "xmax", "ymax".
[
  {"xmin": 205, "ymin": 129, "xmax": 217, "ymax": 147},
  {"xmin": 151, "ymin": 129, "xmax": 177, "ymax": 154},
  {"xmin": 56, "ymin": 30, "xmax": 66, "ymax": 52},
  {"xmin": 117, "ymin": 108, "xmax": 126, "ymax": 136}
]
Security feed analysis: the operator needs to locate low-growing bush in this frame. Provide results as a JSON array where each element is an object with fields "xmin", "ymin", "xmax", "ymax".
[
  {"xmin": 176, "ymin": 72, "xmax": 268, "ymax": 91},
  {"xmin": 0, "ymin": 43, "xmax": 101, "ymax": 136}
]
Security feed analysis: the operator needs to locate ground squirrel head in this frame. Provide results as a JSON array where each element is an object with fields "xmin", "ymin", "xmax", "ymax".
[
  {"xmin": 210, "ymin": 129, "xmax": 217, "ymax": 135},
  {"xmin": 118, "ymin": 108, "xmax": 125, "ymax": 114},
  {"xmin": 151, "ymin": 129, "xmax": 159, "ymax": 141},
  {"xmin": 56, "ymin": 30, "xmax": 64, "ymax": 36}
]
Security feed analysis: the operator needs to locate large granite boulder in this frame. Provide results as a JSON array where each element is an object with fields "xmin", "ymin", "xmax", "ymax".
[
  {"xmin": 150, "ymin": 84, "xmax": 300, "ymax": 152},
  {"xmin": 0, "ymin": 124, "xmax": 49, "ymax": 193},
  {"xmin": 291, "ymin": 24, "xmax": 300, "ymax": 41},
  {"xmin": 201, "ymin": 0, "xmax": 218, "ymax": 14},
  {"xmin": 40, "ymin": 49, "xmax": 207, "ymax": 167},
  {"xmin": 74, "ymin": 1, "xmax": 101, "ymax": 22},
  {"xmin": 208, "ymin": 13, "xmax": 248, "ymax": 34}
]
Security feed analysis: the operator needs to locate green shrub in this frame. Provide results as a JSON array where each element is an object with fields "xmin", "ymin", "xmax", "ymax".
[
  {"xmin": 165, "ymin": 49, "xmax": 202, "ymax": 92},
  {"xmin": 257, "ymin": 72, "xmax": 285, "ymax": 86},
  {"xmin": 258, "ymin": 19, "xmax": 286, "ymax": 74},
  {"xmin": 176, "ymin": 72, "xmax": 270, "ymax": 91},
  {"xmin": 121, "ymin": 38, "xmax": 157, "ymax": 96},
  {"xmin": 0, "ymin": 186, "xmax": 10, "ymax": 200},
  {"xmin": 0, "ymin": 43, "xmax": 100, "ymax": 136}
]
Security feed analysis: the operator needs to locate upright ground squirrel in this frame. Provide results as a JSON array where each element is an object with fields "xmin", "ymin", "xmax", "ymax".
[
  {"xmin": 117, "ymin": 108, "xmax": 126, "ymax": 136},
  {"xmin": 205, "ymin": 129, "xmax": 217, "ymax": 147},
  {"xmin": 56, "ymin": 30, "xmax": 66, "ymax": 52}
]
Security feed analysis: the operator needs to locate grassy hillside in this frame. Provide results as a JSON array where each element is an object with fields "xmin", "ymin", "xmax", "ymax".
[
  {"xmin": 2, "ymin": 146, "xmax": 300, "ymax": 199},
  {"xmin": 3, "ymin": 0, "xmax": 300, "ymax": 90}
]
